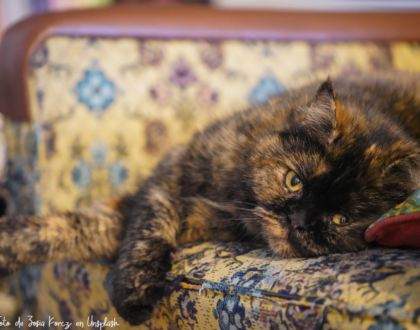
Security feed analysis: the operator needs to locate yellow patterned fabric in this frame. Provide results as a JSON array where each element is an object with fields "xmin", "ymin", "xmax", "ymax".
[
  {"xmin": 4, "ymin": 37, "xmax": 420, "ymax": 329},
  {"xmin": 22, "ymin": 243, "xmax": 419, "ymax": 330}
]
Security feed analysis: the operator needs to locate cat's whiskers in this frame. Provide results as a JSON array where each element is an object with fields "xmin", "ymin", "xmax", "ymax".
[
  {"xmin": 177, "ymin": 217, "xmax": 262, "ymax": 232},
  {"xmin": 195, "ymin": 196, "xmax": 259, "ymax": 210}
]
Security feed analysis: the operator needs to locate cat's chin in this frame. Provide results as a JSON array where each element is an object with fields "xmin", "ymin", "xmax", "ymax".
[
  {"xmin": 264, "ymin": 227, "xmax": 329, "ymax": 258},
  {"xmin": 266, "ymin": 236, "xmax": 300, "ymax": 258}
]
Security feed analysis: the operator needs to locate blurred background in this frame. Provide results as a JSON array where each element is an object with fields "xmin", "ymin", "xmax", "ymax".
[{"xmin": 2, "ymin": 0, "xmax": 420, "ymax": 39}]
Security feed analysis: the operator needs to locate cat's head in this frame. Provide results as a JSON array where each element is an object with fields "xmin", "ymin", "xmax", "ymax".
[{"xmin": 244, "ymin": 78, "xmax": 420, "ymax": 258}]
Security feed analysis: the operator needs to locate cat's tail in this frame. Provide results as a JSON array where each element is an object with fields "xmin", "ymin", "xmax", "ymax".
[{"xmin": 0, "ymin": 199, "xmax": 126, "ymax": 274}]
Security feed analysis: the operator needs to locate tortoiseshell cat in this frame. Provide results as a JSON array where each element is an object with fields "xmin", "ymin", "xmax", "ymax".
[{"xmin": 1, "ymin": 76, "xmax": 420, "ymax": 325}]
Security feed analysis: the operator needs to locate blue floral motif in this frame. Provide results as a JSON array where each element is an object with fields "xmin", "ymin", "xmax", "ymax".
[
  {"xmin": 103, "ymin": 269, "xmax": 115, "ymax": 302},
  {"xmin": 249, "ymin": 75, "xmax": 286, "ymax": 106},
  {"xmin": 228, "ymin": 269, "xmax": 265, "ymax": 289},
  {"xmin": 216, "ymin": 295, "xmax": 247, "ymax": 330},
  {"xmin": 178, "ymin": 291, "xmax": 198, "ymax": 327},
  {"xmin": 109, "ymin": 160, "xmax": 128, "ymax": 188},
  {"xmin": 19, "ymin": 265, "xmax": 43, "ymax": 301},
  {"xmin": 37, "ymin": 88, "xmax": 44, "ymax": 109},
  {"xmin": 6, "ymin": 151, "xmax": 40, "ymax": 215},
  {"xmin": 27, "ymin": 124, "xmax": 40, "ymax": 161},
  {"xmin": 90, "ymin": 140, "xmax": 108, "ymax": 167},
  {"xmin": 76, "ymin": 68, "xmax": 115, "ymax": 114},
  {"xmin": 31, "ymin": 44, "xmax": 49, "ymax": 69},
  {"xmin": 7, "ymin": 156, "xmax": 27, "ymax": 203},
  {"xmin": 367, "ymin": 319, "xmax": 405, "ymax": 330},
  {"xmin": 72, "ymin": 160, "xmax": 91, "ymax": 189}
]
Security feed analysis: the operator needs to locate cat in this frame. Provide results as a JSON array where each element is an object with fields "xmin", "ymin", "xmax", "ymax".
[{"xmin": 1, "ymin": 76, "xmax": 420, "ymax": 325}]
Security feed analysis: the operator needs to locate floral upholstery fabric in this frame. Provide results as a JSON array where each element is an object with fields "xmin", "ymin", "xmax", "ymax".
[
  {"xmin": 3, "ymin": 37, "xmax": 420, "ymax": 329},
  {"xmin": 370, "ymin": 188, "xmax": 420, "ymax": 224},
  {"xmin": 17, "ymin": 243, "xmax": 420, "ymax": 330}
]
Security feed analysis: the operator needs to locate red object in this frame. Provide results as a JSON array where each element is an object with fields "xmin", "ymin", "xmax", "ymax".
[{"xmin": 364, "ymin": 213, "xmax": 420, "ymax": 248}]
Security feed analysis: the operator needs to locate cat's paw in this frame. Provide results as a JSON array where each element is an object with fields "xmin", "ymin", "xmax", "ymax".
[
  {"xmin": 111, "ymin": 241, "xmax": 175, "ymax": 325},
  {"xmin": 111, "ymin": 280, "xmax": 166, "ymax": 326}
]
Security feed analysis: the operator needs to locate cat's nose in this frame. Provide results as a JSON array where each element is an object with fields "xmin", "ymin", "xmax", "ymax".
[{"xmin": 288, "ymin": 211, "xmax": 309, "ymax": 230}]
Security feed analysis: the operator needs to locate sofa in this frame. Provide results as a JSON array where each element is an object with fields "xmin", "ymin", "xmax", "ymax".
[{"xmin": 0, "ymin": 5, "xmax": 420, "ymax": 329}]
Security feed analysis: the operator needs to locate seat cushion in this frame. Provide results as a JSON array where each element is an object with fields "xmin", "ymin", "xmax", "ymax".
[{"xmin": 12, "ymin": 242, "xmax": 420, "ymax": 330}]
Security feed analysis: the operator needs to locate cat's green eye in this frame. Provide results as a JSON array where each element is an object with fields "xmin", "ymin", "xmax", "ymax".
[
  {"xmin": 285, "ymin": 170, "xmax": 303, "ymax": 192},
  {"xmin": 332, "ymin": 214, "xmax": 353, "ymax": 226}
]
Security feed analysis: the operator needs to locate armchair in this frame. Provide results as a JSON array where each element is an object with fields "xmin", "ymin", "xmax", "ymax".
[{"xmin": 0, "ymin": 5, "xmax": 420, "ymax": 329}]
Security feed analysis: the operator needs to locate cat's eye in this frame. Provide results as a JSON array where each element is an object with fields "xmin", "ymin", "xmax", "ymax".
[
  {"xmin": 332, "ymin": 214, "xmax": 353, "ymax": 226},
  {"xmin": 285, "ymin": 170, "xmax": 303, "ymax": 192}
]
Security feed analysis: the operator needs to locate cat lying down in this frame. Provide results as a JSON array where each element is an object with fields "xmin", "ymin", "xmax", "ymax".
[{"xmin": 1, "ymin": 76, "xmax": 420, "ymax": 325}]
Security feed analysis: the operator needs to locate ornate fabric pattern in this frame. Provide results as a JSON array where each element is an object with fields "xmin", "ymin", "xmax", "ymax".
[
  {"xmin": 365, "ymin": 188, "xmax": 420, "ymax": 248},
  {"xmin": 4, "ymin": 121, "xmax": 41, "ymax": 216},
  {"xmin": 369, "ymin": 188, "xmax": 420, "ymax": 224},
  {"xmin": 17, "ymin": 243, "xmax": 420, "ymax": 330},
  {"xmin": 4, "ymin": 37, "xmax": 420, "ymax": 329}
]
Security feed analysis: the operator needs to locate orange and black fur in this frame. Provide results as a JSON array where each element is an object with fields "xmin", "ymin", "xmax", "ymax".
[{"xmin": 1, "ymin": 76, "xmax": 420, "ymax": 325}]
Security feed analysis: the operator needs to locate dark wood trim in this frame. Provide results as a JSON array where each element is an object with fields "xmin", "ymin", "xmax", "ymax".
[{"xmin": 1, "ymin": 5, "xmax": 420, "ymax": 121}]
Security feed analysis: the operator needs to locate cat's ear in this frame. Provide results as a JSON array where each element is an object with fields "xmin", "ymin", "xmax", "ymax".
[{"xmin": 302, "ymin": 78, "xmax": 337, "ymax": 143}]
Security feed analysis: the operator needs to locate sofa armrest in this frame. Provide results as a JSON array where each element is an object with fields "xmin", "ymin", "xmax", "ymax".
[{"xmin": 30, "ymin": 242, "xmax": 420, "ymax": 329}]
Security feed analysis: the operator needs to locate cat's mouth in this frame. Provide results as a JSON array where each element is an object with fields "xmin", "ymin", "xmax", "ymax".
[
  {"xmin": 255, "ymin": 207, "xmax": 333, "ymax": 257},
  {"xmin": 253, "ymin": 206, "xmax": 336, "ymax": 257},
  {"xmin": 253, "ymin": 207, "xmax": 299, "ymax": 257}
]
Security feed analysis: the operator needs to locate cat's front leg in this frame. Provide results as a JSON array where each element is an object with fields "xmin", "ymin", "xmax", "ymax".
[
  {"xmin": 111, "ymin": 238, "xmax": 176, "ymax": 325},
  {"xmin": 111, "ymin": 183, "xmax": 183, "ymax": 326}
]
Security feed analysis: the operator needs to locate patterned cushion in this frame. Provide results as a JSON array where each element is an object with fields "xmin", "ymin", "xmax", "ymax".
[
  {"xmin": 4, "ymin": 37, "xmax": 420, "ymax": 329},
  {"xmin": 13, "ymin": 243, "xmax": 420, "ymax": 329},
  {"xmin": 365, "ymin": 188, "xmax": 420, "ymax": 248}
]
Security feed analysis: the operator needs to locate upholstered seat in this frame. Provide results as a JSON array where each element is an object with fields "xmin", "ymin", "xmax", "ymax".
[{"xmin": 19, "ymin": 243, "xmax": 418, "ymax": 329}]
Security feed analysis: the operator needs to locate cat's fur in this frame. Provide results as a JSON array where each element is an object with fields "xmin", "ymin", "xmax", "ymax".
[{"xmin": 1, "ymin": 76, "xmax": 420, "ymax": 325}]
